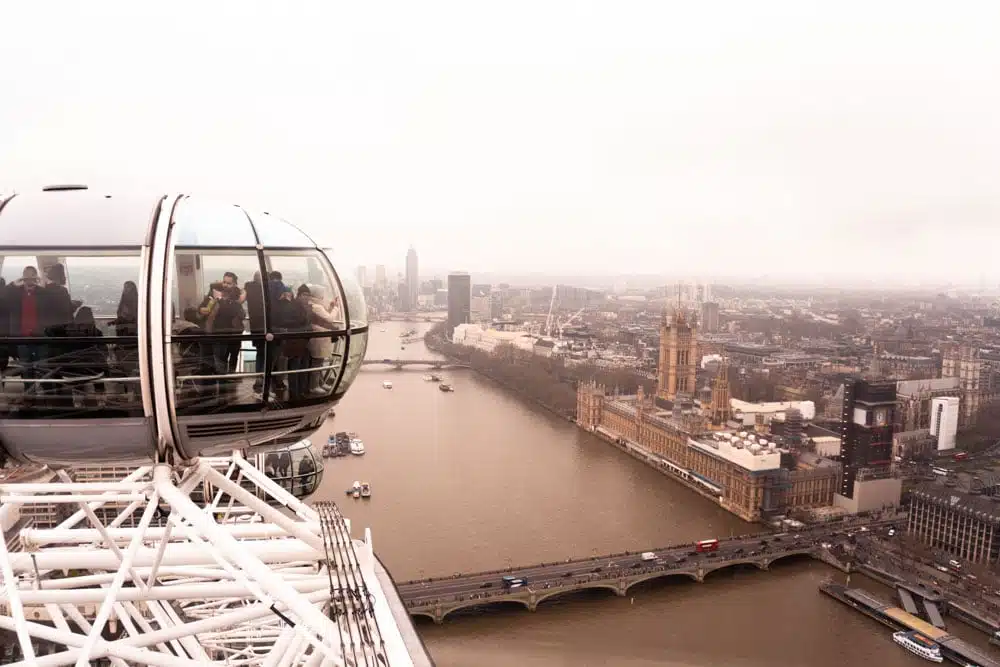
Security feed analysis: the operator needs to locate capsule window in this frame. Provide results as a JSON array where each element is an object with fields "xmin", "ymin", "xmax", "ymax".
[
  {"xmin": 336, "ymin": 330, "xmax": 368, "ymax": 397},
  {"xmin": 0, "ymin": 252, "xmax": 144, "ymax": 419},
  {"xmin": 338, "ymin": 264, "xmax": 368, "ymax": 329},
  {"xmin": 262, "ymin": 252, "xmax": 350, "ymax": 406},
  {"xmin": 169, "ymin": 250, "xmax": 268, "ymax": 414}
]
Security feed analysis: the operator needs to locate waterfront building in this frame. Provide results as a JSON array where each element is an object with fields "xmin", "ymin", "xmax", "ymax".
[
  {"xmin": 908, "ymin": 483, "xmax": 1000, "ymax": 565},
  {"xmin": 576, "ymin": 382, "xmax": 840, "ymax": 522}
]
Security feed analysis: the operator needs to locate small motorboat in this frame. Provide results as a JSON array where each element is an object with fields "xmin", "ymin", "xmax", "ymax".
[
  {"xmin": 360, "ymin": 482, "xmax": 371, "ymax": 498},
  {"xmin": 349, "ymin": 438, "xmax": 366, "ymax": 456},
  {"xmin": 429, "ymin": 374, "xmax": 441, "ymax": 382},
  {"xmin": 351, "ymin": 480, "xmax": 362, "ymax": 499},
  {"xmin": 382, "ymin": 381, "xmax": 393, "ymax": 390},
  {"xmin": 439, "ymin": 383, "xmax": 454, "ymax": 393}
]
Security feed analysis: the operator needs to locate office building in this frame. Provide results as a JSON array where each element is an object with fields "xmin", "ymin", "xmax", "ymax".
[
  {"xmin": 929, "ymin": 396, "xmax": 960, "ymax": 451},
  {"xmin": 375, "ymin": 264, "xmax": 387, "ymax": 288},
  {"xmin": 909, "ymin": 484, "xmax": 1000, "ymax": 565},
  {"xmin": 405, "ymin": 246, "xmax": 418, "ymax": 311},
  {"xmin": 701, "ymin": 302, "xmax": 720, "ymax": 333},
  {"xmin": 447, "ymin": 272, "xmax": 471, "ymax": 337}
]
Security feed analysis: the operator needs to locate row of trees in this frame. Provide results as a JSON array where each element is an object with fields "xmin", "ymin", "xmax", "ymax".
[{"xmin": 426, "ymin": 323, "xmax": 653, "ymax": 418}]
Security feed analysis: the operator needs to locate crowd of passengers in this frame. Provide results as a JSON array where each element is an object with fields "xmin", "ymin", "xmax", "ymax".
[{"xmin": 0, "ymin": 264, "xmax": 344, "ymax": 407}]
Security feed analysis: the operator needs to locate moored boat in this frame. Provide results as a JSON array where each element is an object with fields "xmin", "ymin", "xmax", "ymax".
[
  {"xmin": 361, "ymin": 482, "xmax": 371, "ymax": 498},
  {"xmin": 892, "ymin": 630, "xmax": 943, "ymax": 663},
  {"xmin": 349, "ymin": 438, "xmax": 366, "ymax": 456}
]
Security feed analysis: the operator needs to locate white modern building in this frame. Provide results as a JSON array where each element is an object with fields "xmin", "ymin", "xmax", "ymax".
[
  {"xmin": 452, "ymin": 322, "xmax": 536, "ymax": 354},
  {"xmin": 930, "ymin": 395, "xmax": 960, "ymax": 451},
  {"xmin": 688, "ymin": 432, "xmax": 782, "ymax": 473},
  {"xmin": 729, "ymin": 399, "xmax": 816, "ymax": 426}
]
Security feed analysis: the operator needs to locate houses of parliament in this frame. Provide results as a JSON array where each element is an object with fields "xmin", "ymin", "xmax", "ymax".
[{"xmin": 577, "ymin": 308, "xmax": 841, "ymax": 523}]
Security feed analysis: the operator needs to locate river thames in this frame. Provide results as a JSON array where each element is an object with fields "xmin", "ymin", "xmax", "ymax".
[{"xmin": 312, "ymin": 320, "xmax": 999, "ymax": 666}]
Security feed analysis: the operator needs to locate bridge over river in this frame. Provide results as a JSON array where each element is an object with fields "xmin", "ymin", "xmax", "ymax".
[
  {"xmin": 375, "ymin": 313, "xmax": 446, "ymax": 322},
  {"xmin": 361, "ymin": 359, "xmax": 471, "ymax": 370},
  {"xmin": 398, "ymin": 518, "xmax": 898, "ymax": 623}
]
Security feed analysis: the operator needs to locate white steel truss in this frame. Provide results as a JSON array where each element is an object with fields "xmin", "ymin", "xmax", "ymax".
[{"xmin": 0, "ymin": 453, "xmax": 412, "ymax": 666}]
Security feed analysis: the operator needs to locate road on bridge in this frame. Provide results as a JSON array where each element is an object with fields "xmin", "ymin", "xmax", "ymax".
[{"xmin": 398, "ymin": 518, "xmax": 899, "ymax": 604}]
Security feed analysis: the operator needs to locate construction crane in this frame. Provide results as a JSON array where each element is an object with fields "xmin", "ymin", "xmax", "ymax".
[
  {"xmin": 544, "ymin": 284, "xmax": 558, "ymax": 337},
  {"xmin": 556, "ymin": 307, "xmax": 586, "ymax": 339}
]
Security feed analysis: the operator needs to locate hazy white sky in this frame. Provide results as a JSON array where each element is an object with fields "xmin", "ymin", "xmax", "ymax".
[{"xmin": 1, "ymin": 1, "xmax": 999, "ymax": 284}]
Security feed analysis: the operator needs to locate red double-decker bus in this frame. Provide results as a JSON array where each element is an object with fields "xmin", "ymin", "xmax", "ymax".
[{"xmin": 695, "ymin": 539, "xmax": 719, "ymax": 553}]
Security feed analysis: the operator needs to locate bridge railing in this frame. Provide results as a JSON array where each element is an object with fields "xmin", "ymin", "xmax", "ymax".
[
  {"xmin": 401, "ymin": 546, "xmax": 819, "ymax": 607},
  {"xmin": 398, "ymin": 535, "xmax": 809, "ymax": 586},
  {"xmin": 396, "ymin": 515, "xmax": 899, "ymax": 586}
]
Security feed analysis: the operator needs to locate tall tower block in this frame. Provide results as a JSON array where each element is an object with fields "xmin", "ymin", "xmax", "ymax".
[
  {"xmin": 710, "ymin": 360, "xmax": 732, "ymax": 427},
  {"xmin": 657, "ymin": 309, "xmax": 699, "ymax": 402}
]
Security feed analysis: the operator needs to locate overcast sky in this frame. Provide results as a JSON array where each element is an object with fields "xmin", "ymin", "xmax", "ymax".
[{"xmin": 1, "ymin": 1, "xmax": 998, "ymax": 285}]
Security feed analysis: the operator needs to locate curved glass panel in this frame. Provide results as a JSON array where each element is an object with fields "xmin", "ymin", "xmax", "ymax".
[
  {"xmin": 171, "ymin": 335, "xmax": 267, "ymax": 414},
  {"xmin": 0, "ymin": 252, "xmax": 143, "ymax": 419},
  {"xmin": 169, "ymin": 249, "xmax": 267, "ymax": 414},
  {"xmin": 264, "ymin": 252, "xmax": 346, "ymax": 335},
  {"xmin": 250, "ymin": 213, "xmax": 316, "ymax": 248},
  {"xmin": 261, "ymin": 439, "xmax": 323, "ymax": 498},
  {"xmin": 267, "ymin": 334, "xmax": 346, "ymax": 406},
  {"xmin": 336, "ymin": 267, "xmax": 368, "ymax": 329},
  {"xmin": 172, "ymin": 251, "xmax": 262, "ymax": 334},
  {"xmin": 335, "ymin": 330, "xmax": 368, "ymax": 396},
  {"xmin": 171, "ymin": 198, "xmax": 257, "ymax": 247}
]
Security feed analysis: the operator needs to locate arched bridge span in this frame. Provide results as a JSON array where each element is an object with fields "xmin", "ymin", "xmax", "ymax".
[{"xmin": 360, "ymin": 359, "xmax": 471, "ymax": 371}]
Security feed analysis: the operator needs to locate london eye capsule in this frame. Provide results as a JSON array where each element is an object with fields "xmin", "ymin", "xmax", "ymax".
[{"xmin": 0, "ymin": 187, "xmax": 368, "ymax": 466}]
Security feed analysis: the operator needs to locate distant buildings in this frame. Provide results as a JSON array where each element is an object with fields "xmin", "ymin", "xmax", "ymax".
[
  {"xmin": 375, "ymin": 264, "xmax": 387, "ymax": 288},
  {"xmin": 356, "ymin": 265, "xmax": 367, "ymax": 288},
  {"xmin": 701, "ymin": 301, "xmax": 720, "ymax": 333},
  {"xmin": 942, "ymin": 343, "xmax": 1000, "ymax": 428},
  {"xmin": 447, "ymin": 272, "xmax": 471, "ymax": 337},
  {"xmin": 405, "ymin": 247, "xmax": 419, "ymax": 311}
]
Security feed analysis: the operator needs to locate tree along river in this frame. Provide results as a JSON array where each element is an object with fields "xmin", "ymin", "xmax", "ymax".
[{"xmin": 312, "ymin": 321, "xmax": 999, "ymax": 666}]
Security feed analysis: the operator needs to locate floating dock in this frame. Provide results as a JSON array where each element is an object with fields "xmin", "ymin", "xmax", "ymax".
[{"xmin": 820, "ymin": 582, "xmax": 999, "ymax": 667}]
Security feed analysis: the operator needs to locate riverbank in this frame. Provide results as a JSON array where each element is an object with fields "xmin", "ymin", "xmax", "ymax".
[{"xmin": 423, "ymin": 325, "xmax": 648, "ymax": 420}]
